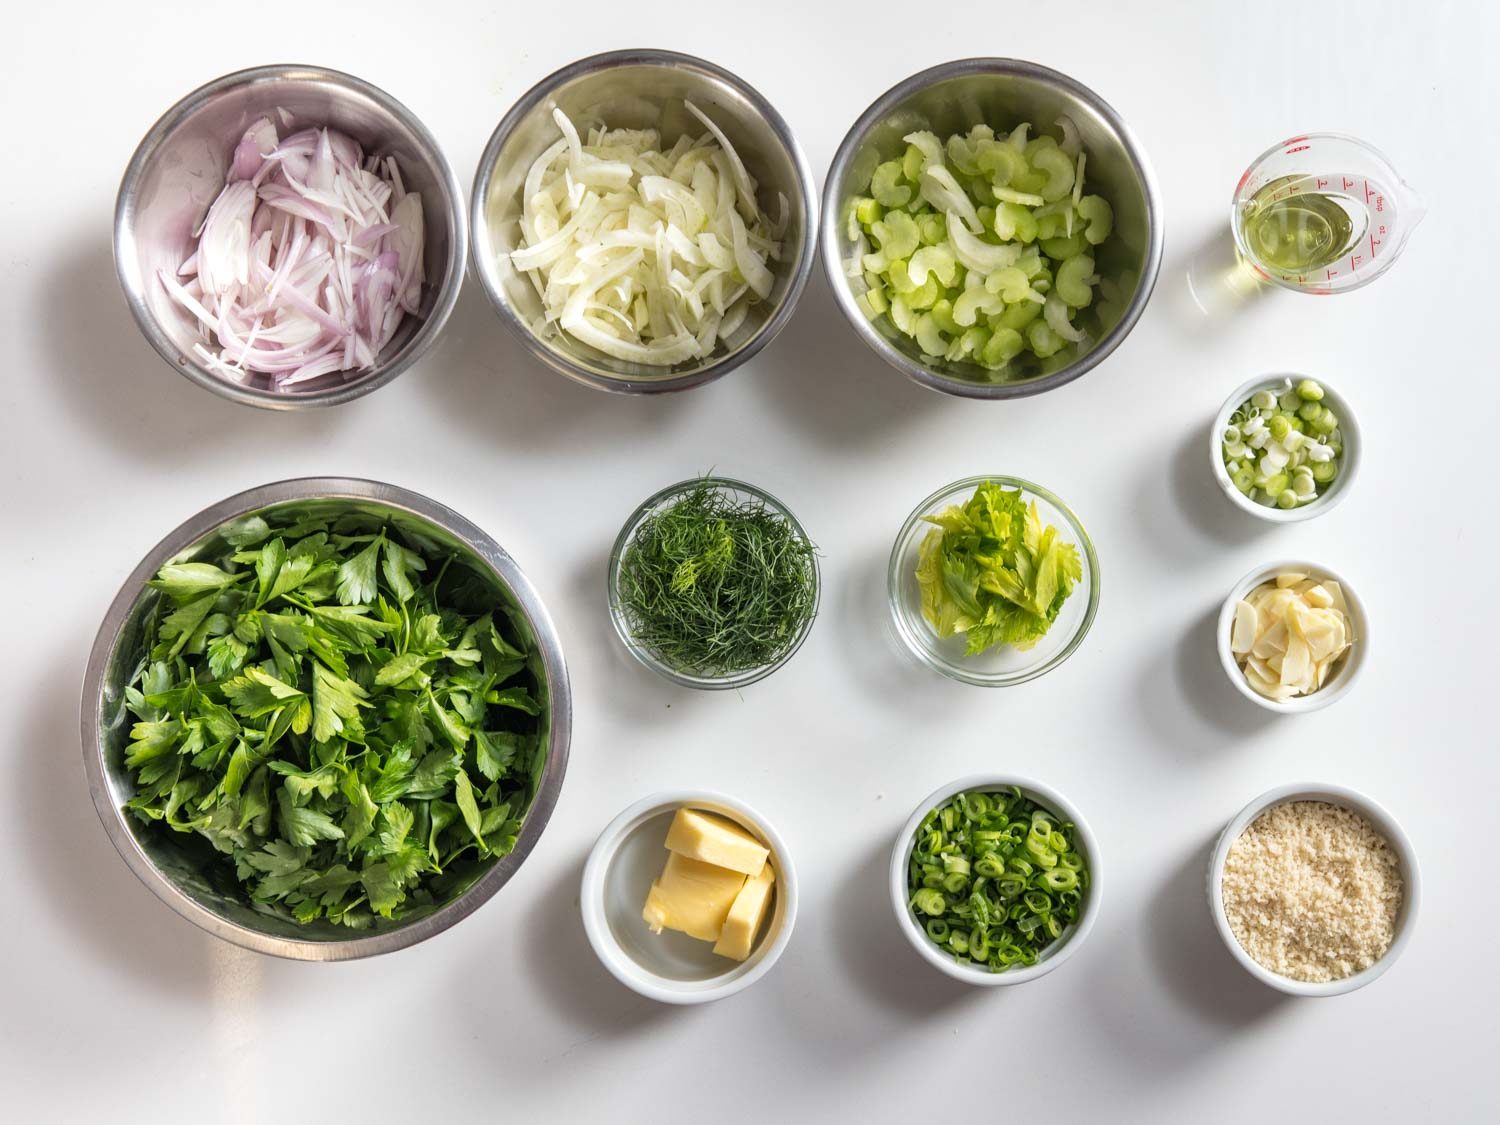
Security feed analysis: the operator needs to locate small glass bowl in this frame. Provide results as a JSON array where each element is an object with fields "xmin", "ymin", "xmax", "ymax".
[
  {"xmin": 608, "ymin": 477, "xmax": 820, "ymax": 690},
  {"xmin": 887, "ymin": 475, "xmax": 1100, "ymax": 687}
]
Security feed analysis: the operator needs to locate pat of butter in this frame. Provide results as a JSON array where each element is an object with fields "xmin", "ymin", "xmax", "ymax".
[
  {"xmin": 642, "ymin": 852, "xmax": 746, "ymax": 942},
  {"xmin": 712, "ymin": 861, "xmax": 776, "ymax": 962},
  {"xmin": 664, "ymin": 808, "xmax": 769, "ymax": 877}
]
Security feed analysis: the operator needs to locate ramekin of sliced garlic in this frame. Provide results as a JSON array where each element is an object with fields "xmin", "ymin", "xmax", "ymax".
[{"xmin": 1217, "ymin": 564, "xmax": 1366, "ymax": 713}]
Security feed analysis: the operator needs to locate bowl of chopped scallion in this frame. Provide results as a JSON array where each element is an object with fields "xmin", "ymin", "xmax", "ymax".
[
  {"xmin": 81, "ymin": 478, "xmax": 571, "ymax": 960},
  {"xmin": 890, "ymin": 776, "xmax": 1101, "ymax": 985},
  {"xmin": 888, "ymin": 475, "xmax": 1099, "ymax": 686},
  {"xmin": 608, "ymin": 477, "xmax": 820, "ymax": 689}
]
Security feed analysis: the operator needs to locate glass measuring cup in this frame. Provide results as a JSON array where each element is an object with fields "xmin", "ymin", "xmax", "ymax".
[{"xmin": 1231, "ymin": 134, "xmax": 1424, "ymax": 295}]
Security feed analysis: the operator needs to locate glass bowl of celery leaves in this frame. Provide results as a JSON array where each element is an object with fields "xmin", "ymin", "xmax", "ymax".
[{"xmin": 887, "ymin": 475, "xmax": 1099, "ymax": 687}]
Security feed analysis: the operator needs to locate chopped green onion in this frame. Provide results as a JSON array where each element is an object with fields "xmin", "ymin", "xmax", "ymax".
[
  {"xmin": 1221, "ymin": 378, "xmax": 1344, "ymax": 509},
  {"xmin": 906, "ymin": 787, "xmax": 1088, "ymax": 973}
]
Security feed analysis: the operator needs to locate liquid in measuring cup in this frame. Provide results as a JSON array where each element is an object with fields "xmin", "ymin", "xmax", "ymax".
[{"xmin": 1230, "ymin": 135, "xmax": 1422, "ymax": 295}]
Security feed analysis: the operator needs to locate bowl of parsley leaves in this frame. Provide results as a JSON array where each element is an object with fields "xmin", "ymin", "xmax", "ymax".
[{"xmin": 81, "ymin": 478, "xmax": 571, "ymax": 959}]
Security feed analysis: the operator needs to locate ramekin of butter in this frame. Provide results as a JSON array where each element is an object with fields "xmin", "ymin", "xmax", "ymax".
[{"xmin": 581, "ymin": 791, "xmax": 798, "ymax": 1004}]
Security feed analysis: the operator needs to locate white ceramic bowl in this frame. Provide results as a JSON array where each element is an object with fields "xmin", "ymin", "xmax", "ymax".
[
  {"xmin": 1217, "ymin": 559, "xmax": 1368, "ymax": 714},
  {"xmin": 1208, "ymin": 782, "xmax": 1420, "ymax": 997},
  {"xmin": 580, "ymin": 791, "xmax": 797, "ymax": 1005},
  {"xmin": 1210, "ymin": 374, "xmax": 1361, "ymax": 522},
  {"xmin": 888, "ymin": 775, "xmax": 1101, "ymax": 986}
]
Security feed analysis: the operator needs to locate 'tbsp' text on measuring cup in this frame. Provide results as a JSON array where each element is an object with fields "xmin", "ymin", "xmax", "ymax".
[{"xmin": 1231, "ymin": 134, "xmax": 1425, "ymax": 295}]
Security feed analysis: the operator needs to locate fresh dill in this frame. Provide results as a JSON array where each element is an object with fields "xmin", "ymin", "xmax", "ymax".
[{"xmin": 617, "ymin": 481, "xmax": 817, "ymax": 677}]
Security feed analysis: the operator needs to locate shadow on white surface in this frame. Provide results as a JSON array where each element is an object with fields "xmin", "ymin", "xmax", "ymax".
[
  {"xmin": 750, "ymin": 268, "xmax": 944, "ymax": 450},
  {"xmin": 18, "ymin": 649, "xmax": 211, "ymax": 999},
  {"xmin": 421, "ymin": 279, "xmax": 701, "ymax": 453},
  {"xmin": 1133, "ymin": 604, "xmax": 1273, "ymax": 755},
  {"xmin": 566, "ymin": 539, "xmax": 722, "ymax": 727},
  {"xmin": 518, "ymin": 853, "xmax": 681, "ymax": 1040},
  {"xmin": 1172, "ymin": 221, "xmax": 1276, "ymax": 330},
  {"xmin": 37, "ymin": 237, "xmax": 343, "ymax": 466},
  {"xmin": 835, "ymin": 544, "xmax": 930, "ymax": 703},
  {"xmin": 1136, "ymin": 428, "xmax": 1271, "ymax": 574},
  {"xmin": 1086, "ymin": 842, "xmax": 1286, "ymax": 1076},
  {"xmin": 822, "ymin": 834, "xmax": 981, "ymax": 1028}
]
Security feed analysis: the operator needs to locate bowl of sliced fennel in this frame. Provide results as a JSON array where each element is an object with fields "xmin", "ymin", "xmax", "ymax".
[{"xmin": 471, "ymin": 49, "xmax": 818, "ymax": 394}]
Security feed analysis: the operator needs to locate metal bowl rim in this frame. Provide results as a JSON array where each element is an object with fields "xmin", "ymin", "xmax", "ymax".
[
  {"xmin": 113, "ymin": 64, "xmax": 470, "ymax": 411},
  {"xmin": 80, "ymin": 476, "xmax": 572, "ymax": 960},
  {"xmin": 469, "ymin": 48, "xmax": 819, "ymax": 396},
  {"xmin": 820, "ymin": 56, "xmax": 1164, "ymax": 401}
]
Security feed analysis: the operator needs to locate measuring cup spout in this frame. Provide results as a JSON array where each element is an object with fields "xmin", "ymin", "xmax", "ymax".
[{"xmin": 1398, "ymin": 181, "xmax": 1427, "ymax": 232}]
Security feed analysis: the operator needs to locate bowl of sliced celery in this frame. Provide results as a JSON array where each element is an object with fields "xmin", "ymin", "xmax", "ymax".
[{"xmin": 823, "ymin": 58, "xmax": 1162, "ymax": 399}]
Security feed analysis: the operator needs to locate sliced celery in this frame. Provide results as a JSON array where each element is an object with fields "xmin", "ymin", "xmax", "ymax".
[
  {"xmin": 975, "ymin": 140, "xmax": 1024, "ymax": 186},
  {"xmin": 1026, "ymin": 321, "xmax": 1063, "ymax": 358},
  {"xmin": 914, "ymin": 313, "xmax": 946, "ymax": 356},
  {"xmin": 954, "ymin": 288, "xmax": 1006, "ymax": 326},
  {"xmin": 917, "ymin": 213, "xmax": 947, "ymax": 246},
  {"xmin": 1030, "ymin": 146, "xmax": 1076, "ymax": 202},
  {"xmin": 1076, "ymin": 195, "xmax": 1113, "ymax": 245},
  {"xmin": 998, "ymin": 298, "xmax": 1042, "ymax": 332},
  {"xmin": 930, "ymin": 298, "xmax": 961, "ymax": 336},
  {"xmin": 854, "ymin": 197, "xmax": 882, "ymax": 225},
  {"xmin": 994, "ymin": 186, "xmax": 1046, "ymax": 207},
  {"xmin": 1055, "ymin": 254, "xmax": 1096, "ymax": 308},
  {"xmin": 902, "ymin": 144, "xmax": 927, "ymax": 182},
  {"xmin": 983, "ymin": 266, "xmax": 1033, "ymax": 303},
  {"xmin": 860, "ymin": 284, "xmax": 889, "ymax": 318},
  {"xmin": 946, "ymin": 135, "xmax": 981, "ymax": 176},
  {"xmin": 889, "ymin": 295, "xmax": 916, "ymax": 334},
  {"xmin": 871, "ymin": 161, "xmax": 912, "ymax": 208},
  {"xmin": 1041, "ymin": 231, "xmax": 1090, "ymax": 260},
  {"xmin": 981, "ymin": 327, "xmax": 1024, "ymax": 367},
  {"xmin": 873, "ymin": 211, "xmax": 920, "ymax": 259},
  {"xmin": 886, "ymin": 258, "xmax": 917, "ymax": 293},
  {"xmin": 906, "ymin": 276, "xmax": 941, "ymax": 309},
  {"xmin": 993, "ymin": 202, "xmax": 1039, "ymax": 243},
  {"xmin": 908, "ymin": 245, "xmax": 958, "ymax": 287},
  {"xmin": 1036, "ymin": 212, "xmax": 1068, "ymax": 240}
]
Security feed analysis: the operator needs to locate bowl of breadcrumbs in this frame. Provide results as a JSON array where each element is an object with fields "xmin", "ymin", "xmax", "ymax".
[{"xmin": 1208, "ymin": 783, "xmax": 1420, "ymax": 996}]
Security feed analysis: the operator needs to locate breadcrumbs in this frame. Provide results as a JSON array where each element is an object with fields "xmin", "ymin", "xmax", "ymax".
[{"xmin": 1221, "ymin": 800, "xmax": 1402, "ymax": 983}]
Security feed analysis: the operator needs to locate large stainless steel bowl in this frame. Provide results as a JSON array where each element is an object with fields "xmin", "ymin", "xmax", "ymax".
[
  {"xmin": 471, "ymin": 49, "xmax": 818, "ymax": 394},
  {"xmin": 115, "ymin": 65, "xmax": 468, "ymax": 410},
  {"xmin": 823, "ymin": 58, "xmax": 1163, "ymax": 399},
  {"xmin": 80, "ymin": 479, "xmax": 571, "ymax": 960}
]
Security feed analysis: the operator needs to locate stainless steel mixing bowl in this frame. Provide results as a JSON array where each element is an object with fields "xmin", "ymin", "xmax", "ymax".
[
  {"xmin": 823, "ymin": 58, "xmax": 1163, "ymax": 399},
  {"xmin": 80, "ymin": 479, "xmax": 572, "ymax": 960},
  {"xmin": 471, "ymin": 49, "xmax": 818, "ymax": 394},
  {"xmin": 114, "ymin": 65, "xmax": 468, "ymax": 410}
]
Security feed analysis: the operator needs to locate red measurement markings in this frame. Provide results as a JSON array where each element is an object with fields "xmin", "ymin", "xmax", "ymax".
[
  {"xmin": 1286, "ymin": 144, "xmax": 1310, "ymax": 153},
  {"xmin": 1326, "ymin": 267, "xmax": 1339, "ymax": 280},
  {"xmin": 1343, "ymin": 176, "xmax": 1356, "ymax": 191},
  {"xmin": 1373, "ymin": 194, "xmax": 1385, "ymax": 213},
  {"xmin": 1317, "ymin": 177, "xmax": 1329, "ymax": 190}
]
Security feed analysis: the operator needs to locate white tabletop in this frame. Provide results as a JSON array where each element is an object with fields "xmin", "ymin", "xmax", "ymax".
[{"xmin": 4, "ymin": 1, "xmax": 1497, "ymax": 1120}]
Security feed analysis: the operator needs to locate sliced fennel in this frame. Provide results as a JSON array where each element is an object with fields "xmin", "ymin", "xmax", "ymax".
[
  {"xmin": 847, "ymin": 118, "xmax": 1119, "ymax": 375},
  {"xmin": 509, "ymin": 106, "xmax": 786, "ymax": 367}
]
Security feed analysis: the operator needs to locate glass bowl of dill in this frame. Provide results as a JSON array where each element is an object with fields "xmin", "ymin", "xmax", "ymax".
[
  {"xmin": 608, "ymin": 477, "xmax": 820, "ymax": 690},
  {"xmin": 887, "ymin": 475, "xmax": 1100, "ymax": 687}
]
